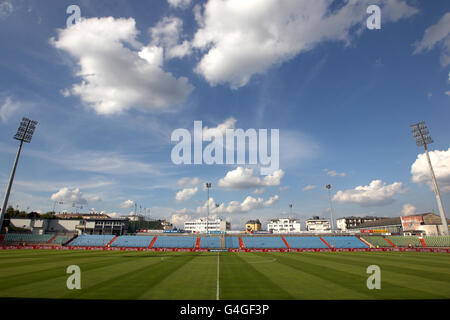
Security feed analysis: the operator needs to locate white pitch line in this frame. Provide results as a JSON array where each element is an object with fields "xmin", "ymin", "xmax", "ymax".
[{"xmin": 216, "ymin": 253, "xmax": 220, "ymax": 300}]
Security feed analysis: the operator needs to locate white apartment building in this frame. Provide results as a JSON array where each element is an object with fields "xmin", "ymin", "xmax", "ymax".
[
  {"xmin": 305, "ymin": 217, "xmax": 331, "ymax": 232},
  {"xmin": 267, "ymin": 218, "xmax": 301, "ymax": 234},
  {"xmin": 184, "ymin": 218, "xmax": 230, "ymax": 233}
]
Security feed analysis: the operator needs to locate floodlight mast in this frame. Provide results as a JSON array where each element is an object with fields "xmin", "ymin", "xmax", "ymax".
[
  {"xmin": 410, "ymin": 121, "xmax": 448, "ymax": 235},
  {"xmin": 326, "ymin": 184, "xmax": 335, "ymax": 231},
  {"xmin": 205, "ymin": 183, "xmax": 211, "ymax": 234},
  {"xmin": 0, "ymin": 118, "xmax": 38, "ymax": 233}
]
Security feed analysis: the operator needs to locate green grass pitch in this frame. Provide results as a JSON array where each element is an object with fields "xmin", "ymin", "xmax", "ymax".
[{"xmin": 0, "ymin": 249, "xmax": 449, "ymax": 300}]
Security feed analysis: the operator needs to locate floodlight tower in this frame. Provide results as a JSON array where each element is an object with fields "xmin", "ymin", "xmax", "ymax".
[
  {"xmin": 289, "ymin": 204, "xmax": 293, "ymax": 216},
  {"xmin": 205, "ymin": 183, "xmax": 211, "ymax": 234},
  {"xmin": 410, "ymin": 121, "xmax": 448, "ymax": 235},
  {"xmin": 0, "ymin": 117, "xmax": 38, "ymax": 232},
  {"xmin": 326, "ymin": 184, "xmax": 335, "ymax": 231}
]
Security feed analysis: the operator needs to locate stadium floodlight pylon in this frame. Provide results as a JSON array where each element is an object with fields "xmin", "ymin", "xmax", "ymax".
[
  {"xmin": 410, "ymin": 121, "xmax": 448, "ymax": 235},
  {"xmin": 205, "ymin": 183, "xmax": 211, "ymax": 234},
  {"xmin": 326, "ymin": 184, "xmax": 335, "ymax": 231},
  {"xmin": 0, "ymin": 117, "xmax": 38, "ymax": 233}
]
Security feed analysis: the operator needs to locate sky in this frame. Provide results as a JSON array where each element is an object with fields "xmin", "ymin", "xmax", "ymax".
[{"xmin": 0, "ymin": 0, "xmax": 449, "ymax": 230}]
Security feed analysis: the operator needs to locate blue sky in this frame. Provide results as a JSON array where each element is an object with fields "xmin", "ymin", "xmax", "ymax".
[{"xmin": 0, "ymin": 0, "xmax": 449, "ymax": 229}]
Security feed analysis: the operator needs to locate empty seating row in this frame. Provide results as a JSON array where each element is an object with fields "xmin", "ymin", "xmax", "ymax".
[
  {"xmin": 225, "ymin": 237, "xmax": 240, "ymax": 248},
  {"xmin": 242, "ymin": 236, "xmax": 286, "ymax": 249},
  {"xmin": 361, "ymin": 236, "xmax": 392, "ymax": 248},
  {"xmin": 68, "ymin": 235, "xmax": 115, "ymax": 247},
  {"xmin": 386, "ymin": 236, "xmax": 422, "ymax": 247},
  {"xmin": 284, "ymin": 236, "xmax": 328, "ymax": 249},
  {"xmin": 152, "ymin": 236, "xmax": 196, "ymax": 248},
  {"xmin": 423, "ymin": 236, "xmax": 450, "ymax": 247},
  {"xmin": 1, "ymin": 233, "xmax": 54, "ymax": 243},
  {"xmin": 111, "ymin": 235, "xmax": 153, "ymax": 247},
  {"xmin": 51, "ymin": 235, "xmax": 72, "ymax": 244},
  {"xmin": 200, "ymin": 237, "xmax": 221, "ymax": 249},
  {"xmin": 323, "ymin": 236, "xmax": 369, "ymax": 248}
]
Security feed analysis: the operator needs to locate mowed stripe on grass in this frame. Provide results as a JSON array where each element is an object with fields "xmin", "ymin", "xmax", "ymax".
[{"xmin": 0, "ymin": 250, "xmax": 448, "ymax": 299}]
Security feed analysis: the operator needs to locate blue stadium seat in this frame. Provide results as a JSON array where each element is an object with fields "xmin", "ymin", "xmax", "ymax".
[
  {"xmin": 225, "ymin": 237, "xmax": 240, "ymax": 248},
  {"xmin": 284, "ymin": 236, "xmax": 328, "ymax": 249},
  {"xmin": 152, "ymin": 236, "xmax": 196, "ymax": 248},
  {"xmin": 322, "ymin": 236, "xmax": 369, "ymax": 248},
  {"xmin": 68, "ymin": 235, "xmax": 115, "ymax": 247},
  {"xmin": 242, "ymin": 236, "xmax": 286, "ymax": 249},
  {"xmin": 200, "ymin": 237, "xmax": 221, "ymax": 248},
  {"xmin": 110, "ymin": 235, "xmax": 154, "ymax": 247}
]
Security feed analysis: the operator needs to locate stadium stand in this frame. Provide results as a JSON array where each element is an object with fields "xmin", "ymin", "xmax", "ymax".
[
  {"xmin": 200, "ymin": 237, "xmax": 221, "ymax": 249},
  {"xmin": 423, "ymin": 236, "xmax": 450, "ymax": 247},
  {"xmin": 225, "ymin": 237, "xmax": 241, "ymax": 249},
  {"xmin": 68, "ymin": 234, "xmax": 115, "ymax": 247},
  {"xmin": 242, "ymin": 236, "xmax": 287, "ymax": 249},
  {"xmin": 1, "ymin": 233, "xmax": 54, "ymax": 244},
  {"xmin": 284, "ymin": 236, "xmax": 328, "ymax": 249},
  {"xmin": 110, "ymin": 235, "xmax": 154, "ymax": 248},
  {"xmin": 361, "ymin": 236, "xmax": 391, "ymax": 248},
  {"xmin": 50, "ymin": 235, "xmax": 72, "ymax": 245},
  {"xmin": 386, "ymin": 236, "xmax": 422, "ymax": 247},
  {"xmin": 322, "ymin": 236, "xmax": 369, "ymax": 248},
  {"xmin": 152, "ymin": 236, "xmax": 196, "ymax": 248}
]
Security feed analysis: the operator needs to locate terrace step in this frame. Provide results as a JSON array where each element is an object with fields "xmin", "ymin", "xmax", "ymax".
[
  {"xmin": 195, "ymin": 237, "xmax": 201, "ymax": 249},
  {"xmin": 420, "ymin": 238, "xmax": 426, "ymax": 248},
  {"xmin": 238, "ymin": 237, "xmax": 245, "ymax": 249},
  {"xmin": 384, "ymin": 237, "xmax": 396, "ymax": 248},
  {"xmin": 358, "ymin": 236, "xmax": 372, "ymax": 248},
  {"xmin": 106, "ymin": 236, "xmax": 118, "ymax": 247},
  {"xmin": 148, "ymin": 236, "xmax": 157, "ymax": 249},
  {"xmin": 319, "ymin": 236, "xmax": 332, "ymax": 249},
  {"xmin": 281, "ymin": 237, "xmax": 291, "ymax": 249},
  {"xmin": 48, "ymin": 235, "xmax": 57, "ymax": 243}
]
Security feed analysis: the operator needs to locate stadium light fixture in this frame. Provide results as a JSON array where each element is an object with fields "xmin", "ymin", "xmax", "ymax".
[
  {"xmin": 326, "ymin": 184, "xmax": 335, "ymax": 231},
  {"xmin": 0, "ymin": 117, "xmax": 38, "ymax": 233},
  {"xmin": 410, "ymin": 121, "xmax": 448, "ymax": 235}
]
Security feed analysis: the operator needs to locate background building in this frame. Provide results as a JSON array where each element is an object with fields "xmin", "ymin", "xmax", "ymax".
[
  {"xmin": 184, "ymin": 218, "xmax": 230, "ymax": 233},
  {"xmin": 336, "ymin": 216, "xmax": 386, "ymax": 231},
  {"xmin": 267, "ymin": 218, "xmax": 301, "ymax": 233},
  {"xmin": 245, "ymin": 219, "xmax": 262, "ymax": 233},
  {"xmin": 305, "ymin": 216, "xmax": 331, "ymax": 232}
]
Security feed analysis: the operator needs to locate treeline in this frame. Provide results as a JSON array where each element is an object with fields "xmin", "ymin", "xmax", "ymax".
[{"xmin": 2, "ymin": 206, "xmax": 56, "ymax": 219}]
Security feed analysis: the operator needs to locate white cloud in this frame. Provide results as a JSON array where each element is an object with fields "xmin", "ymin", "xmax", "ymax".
[
  {"xmin": 177, "ymin": 177, "xmax": 200, "ymax": 187},
  {"xmin": 253, "ymin": 188, "xmax": 265, "ymax": 194},
  {"xmin": 119, "ymin": 199, "xmax": 135, "ymax": 209},
  {"xmin": 0, "ymin": 1, "xmax": 13, "ymax": 19},
  {"xmin": 195, "ymin": 194, "xmax": 279, "ymax": 215},
  {"xmin": 414, "ymin": 12, "xmax": 450, "ymax": 67},
  {"xmin": 50, "ymin": 187, "xmax": 89, "ymax": 205},
  {"xmin": 324, "ymin": 168, "xmax": 346, "ymax": 177},
  {"xmin": 175, "ymin": 187, "xmax": 198, "ymax": 202},
  {"xmin": 170, "ymin": 212, "xmax": 192, "ymax": 227},
  {"xmin": 0, "ymin": 96, "xmax": 20, "ymax": 122},
  {"xmin": 192, "ymin": 0, "xmax": 417, "ymax": 88},
  {"xmin": 150, "ymin": 16, "xmax": 191, "ymax": 59},
  {"xmin": 218, "ymin": 167, "xmax": 284, "ymax": 190},
  {"xmin": 107, "ymin": 212, "xmax": 122, "ymax": 218},
  {"xmin": 401, "ymin": 203, "xmax": 417, "ymax": 216},
  {"xmin": 411, "ymin": 148, "xmax": 450, "ymax": 193},
  {"xmin": 446, "ymin": 91, "xmax": 450, "ymax": 96},
  {"xmin": 333, "ymin": 180, "xmax": 406, "ymax": 207},
  {"xmin": 168, "ymin": 0, "xmax": 192, "ymax": 9},
  {"xmin": 51, "ymin": 16, "xmax": 193, "ymax": 115},
  {"xmin": 302, "ymin": 185, "xmax": 316, "ymax": 192}
]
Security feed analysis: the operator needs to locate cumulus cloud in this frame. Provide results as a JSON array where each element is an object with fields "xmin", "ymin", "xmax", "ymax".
[
  {"xmin": 177, "ymin": 177, "xmax": 200, "ymax": 187},
  {"xmin": 168, "ymin": 0, "xmax": 192, "ymax": 9},
  {"xmin": 150, "ymin": 16, "xmax": 192, "ymax": 59},
  {"xmin": 414, "ymin": 12, "xmax": 450, "ymax": 67},
  {"xmin": 411, "ymin": 148, "xmax": 450, "ymax": 193},
  {"xmin": 170, "ymin": 211, "xmax": 192, "ymax": 227},
  {"xmin": 202, "ymin": 117, "xmax": 237, "ymax": 140},
  {"xmin": 333, "ymin": 180, "xmax": 406, "ymax": 207},
  {"xmin": 324, "ymin": 168, "xmax": 346, "ymax": 177},
  {"xmin": 175, "ymin": 187, "xmax": 198, "ymax": 202},
  {"xmin": 119, "ymin": 199, "xmax": 135, "ymax": 209},
  {"xmin": 191, "ymin": 0, "xmax": 417, "ymax": 88},
  {"xmin": 195, "ymin": 194, "xmax": 278, "ymax": 215},
  {"xmin": 401, "ymin": 203, "xmax": 417, "ymax": 216},
  {"xmin": 218, "ymin": 167, "xmax": 284, "ymax": 190},
  {"xmin": 51, "ymin": 17, "xmax": 193, "ymax": 115},
  {"xmin": 50, "ymin": 187, "xmax": 89, "ymax": 205},
  {"xmin": 302, "ymin": 185, "xmax": 316, "ymax": 192}
]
